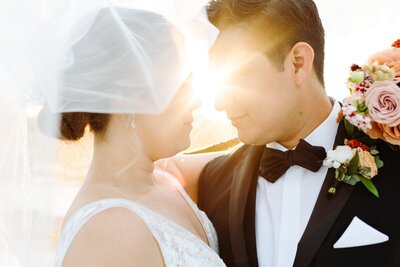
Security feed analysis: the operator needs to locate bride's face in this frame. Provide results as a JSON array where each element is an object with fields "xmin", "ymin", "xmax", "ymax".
[{"xmin": 134, "ymin": 79, "xmax": 201, "ymax": 160}]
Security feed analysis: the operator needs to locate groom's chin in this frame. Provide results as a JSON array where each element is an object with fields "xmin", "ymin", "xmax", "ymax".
[{"xmin": 237, "ymin": 131, "xmax": 256, "ymax": 145}]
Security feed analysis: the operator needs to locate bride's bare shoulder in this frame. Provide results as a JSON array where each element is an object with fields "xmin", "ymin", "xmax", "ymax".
[{"xmin": 62, "ymin": 206, "xmax": 164, "ymax": 267}]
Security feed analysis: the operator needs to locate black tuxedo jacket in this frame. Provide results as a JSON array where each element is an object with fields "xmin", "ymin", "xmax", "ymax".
[{"xmin": 198, "ymin": 122, "xmax": 400, "ymax": 267}]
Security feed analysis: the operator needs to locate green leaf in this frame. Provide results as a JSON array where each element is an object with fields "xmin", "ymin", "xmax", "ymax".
[
  {"xmin": 335, "ymin": 168, "xmax": 340, "ymax": 179},
  {"xmin": 359, "ymin": 176, "xmax": 379, "ymax": 198},
  {"xmin": 370, "ymin": 149, "xmax": 379, "ymax": 156},
  {"xmin": 337, "ymin": 171, "xmax": 346, "ymax": 181},
  {"xmin": 349, "ymin": 71, "xmax": 364, "ymax": 84},
  {"xmin": 351, "ymin": 174, "xmax": 361, "ymax": 182},
  {"xmin": 374, "ymin": 156, "xmax": 384, "ymax": 168},
  {"xmin": 344, "ymin": 119, "xmax": 355, "ymax": 138},
  {"xmin": 357, "ymin": 102, "xmax": 368, "ymax": 113},
  {"xmin": 347, "ymin": 152, "xmax": 359, "ymax": 175},
  {"xmin": 359, "ymin": 167, "xmax": 372, "ymax": 178},
  {"xmin": 344, "ymin": 175, "xmax": 358, "ymax": 186}
]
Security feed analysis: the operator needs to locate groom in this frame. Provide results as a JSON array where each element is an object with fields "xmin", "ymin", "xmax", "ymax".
[{"xmin": 197, "ymin": 0, "xmax": 400, "ymax": 266}]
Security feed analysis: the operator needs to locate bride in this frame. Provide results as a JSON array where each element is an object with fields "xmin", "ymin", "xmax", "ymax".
[{"xmin": 35, "ymin": 1, "xmax": 226, "ymax": 266}]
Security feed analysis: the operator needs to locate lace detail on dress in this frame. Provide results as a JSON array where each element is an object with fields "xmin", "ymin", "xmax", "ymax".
[
  {"xmin": 55, "ymin": 171, "xmax": 225, "ymax": 267},
  {"xmin": 154, "ymin": 167, "xmax": 220, "ymax": 253}
]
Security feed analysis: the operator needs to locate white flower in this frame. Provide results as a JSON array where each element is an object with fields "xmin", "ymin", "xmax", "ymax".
[
  {"xmin": 342, "ymin": 101, "xmax": 357, "ymax": 116},
  {"xmin": 323, "ymin": 145, "xmax": 356, "ymax": 169},
  {"xmin": 352, "ymin": 90, "xmax": 366, "ymax": 102},
  {"xmin": 362, "ymin": 62, "xmax": 396, "ymax": 81},
  {"xmin": 342, "ymin": 102, "xmax": 372, "ymax": 131}
]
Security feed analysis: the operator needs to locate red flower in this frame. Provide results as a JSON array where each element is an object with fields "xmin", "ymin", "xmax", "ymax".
[
  {"xmin": 392, "ymin": 39, "xmax": 400, "ymax": 48},
  {"xmin": 350, "ymin": 64, "xmax": 362, "ymax": 71},
  {"xmin": 346, "ymin": 139, "xmax": 369, "ymax": 151}
]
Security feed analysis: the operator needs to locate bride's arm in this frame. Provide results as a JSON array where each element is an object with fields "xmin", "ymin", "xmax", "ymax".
[
  {"xmin": 62, "ymin": 208, "xmax": 164, "ymax": 267},
  {"xmin": 156, "ymin": 151, "xmax": 226, "ymax": 202}
]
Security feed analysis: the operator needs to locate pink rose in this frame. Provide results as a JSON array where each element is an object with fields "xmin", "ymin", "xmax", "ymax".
[{"xmin": 365, "ymin": 81, "xmax": 400, "ymax": 127}]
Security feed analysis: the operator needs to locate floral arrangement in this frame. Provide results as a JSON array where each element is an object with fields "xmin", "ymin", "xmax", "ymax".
[
  {"xmin": 323, "ymin": 139, "xmax": 383, "ymax": 197},
  {"xmin": 341, "ymin": 39, "xmax": 400, "ymax": 146},
  {"xmin": 325, "ymin": 39, "xmax": 400, "ymax": 197}
]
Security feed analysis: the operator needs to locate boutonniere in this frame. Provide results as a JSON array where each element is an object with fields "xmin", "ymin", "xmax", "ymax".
[{"xmin": 323, "ymin": 139, "xmax": 383, "ymax": 197}]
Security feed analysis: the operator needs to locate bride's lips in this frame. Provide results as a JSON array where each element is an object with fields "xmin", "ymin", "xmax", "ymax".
[
  {"xmin": 228, "ymin": 114, "xmax": 247, "ymax": 124},
  {"xmin": 184, "ymin": 118, "xmax": 193, "ymax": 127}
]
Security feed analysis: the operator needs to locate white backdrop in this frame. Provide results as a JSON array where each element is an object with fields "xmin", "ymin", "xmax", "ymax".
[{"xmin": 315, "ymin": 0, "xmax": 400, "ymax": 100}]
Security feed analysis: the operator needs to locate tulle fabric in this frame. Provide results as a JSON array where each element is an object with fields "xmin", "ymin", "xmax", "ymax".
[
  {"xmin": 31, "ymin": 0, "xmax": 217, "ymax": 114},
  {"xmin": 0, "ymin": 0, "xmax": 217, "ymax": 266}
]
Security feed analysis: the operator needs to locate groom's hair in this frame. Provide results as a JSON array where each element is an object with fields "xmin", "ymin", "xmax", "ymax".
[{"xmin": 207, "ymin": 0, "xmax": 325, "ymax": 86}]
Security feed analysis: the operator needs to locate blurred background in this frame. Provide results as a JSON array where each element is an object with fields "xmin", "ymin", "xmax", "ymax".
[{"xmin": 1, "ymin": 0, "xmax": 400, "ymax": 266}]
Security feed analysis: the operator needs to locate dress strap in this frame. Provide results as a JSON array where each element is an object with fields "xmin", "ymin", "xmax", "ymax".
[
  {"xmin": 153, "ymin": 167, "xmax": 219, "ymax": 252},
  {"xmin": 54, "ymin": 198, "xmax": 172, "ymax": 267}
]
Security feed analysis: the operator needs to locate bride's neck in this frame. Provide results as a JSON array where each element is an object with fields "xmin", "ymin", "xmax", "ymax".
[{"xmin": 86, "ymin": 134, "xmax": 156, "ymax": 191}]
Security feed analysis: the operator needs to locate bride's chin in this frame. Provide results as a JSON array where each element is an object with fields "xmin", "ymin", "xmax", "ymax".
[
  {"xmin": 178, "ymin": 139, "xmax": 191, "ymax": 152},
  {"xmin": 159, "ymin": 139, "xmax": 190, "ymax": 159},
  {"xmin": 175, "ymin": 137, "xmax": 191, "ymax": 154}
]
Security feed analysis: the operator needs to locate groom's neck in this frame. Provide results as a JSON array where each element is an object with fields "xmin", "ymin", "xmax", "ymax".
[{"xmin": 278, "ymin": 90, "xmax": 332, "ymax": 149}]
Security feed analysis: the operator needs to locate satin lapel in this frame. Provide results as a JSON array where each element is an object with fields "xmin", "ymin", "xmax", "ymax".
[
  {"xmin": 229, "ymin": 145, "xmax": 265, "ymax": 267},
  {"xmin": 243, "ymin": 164, "xmax": 259, "ymax": 267},
  {"xmin": 293, "ymin": 120, "xmax": 355, "ymax": 267}
]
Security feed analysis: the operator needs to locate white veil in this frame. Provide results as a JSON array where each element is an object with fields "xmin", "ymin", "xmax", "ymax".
[{"xmin": 0, "ymin": 0, "xmax": 217, "ymax": 265}]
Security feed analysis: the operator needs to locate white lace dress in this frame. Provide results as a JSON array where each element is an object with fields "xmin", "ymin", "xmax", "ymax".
[{"xmin": 54, "ymin": 171, "xmax": 226, "ymax": 267}]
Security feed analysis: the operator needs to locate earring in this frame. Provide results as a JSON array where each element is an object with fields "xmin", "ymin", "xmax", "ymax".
[{"xmin": 130, "ymin": 114, "xmax": 136, "ymax": 128}]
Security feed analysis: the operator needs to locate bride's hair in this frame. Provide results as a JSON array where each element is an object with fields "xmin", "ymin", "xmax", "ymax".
[{"xmin": 60, "ymin": 113, "xmax": 109, "ymax": 140}]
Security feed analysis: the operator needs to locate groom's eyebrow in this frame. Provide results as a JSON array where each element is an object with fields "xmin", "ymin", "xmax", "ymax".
[
  {"xmin": 234, "ymin": 65, "xmax": 253, "ymax": 75},
  {"xmin": 224, "ymin": 67, "xmax": 252, "ymax": 86},
  {"xmin": 228, "ymin": 60, "xmax": 256, "ymax": 78}
]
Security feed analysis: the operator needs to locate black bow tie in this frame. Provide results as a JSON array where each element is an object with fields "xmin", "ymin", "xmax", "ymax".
[{"xmin": 259, "ymin": 139, "xmax": 327, "ymax": 183}]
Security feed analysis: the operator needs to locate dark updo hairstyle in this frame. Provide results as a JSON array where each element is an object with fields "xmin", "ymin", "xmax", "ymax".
[{"xmin": 60, "ymin": 113, "xmax": 110, "ymax": 140}]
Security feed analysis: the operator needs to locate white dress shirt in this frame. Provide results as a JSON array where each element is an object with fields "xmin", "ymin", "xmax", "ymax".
[{"xmin": 255, "ymin": 101, "xmax": 340, "ymax": 267}]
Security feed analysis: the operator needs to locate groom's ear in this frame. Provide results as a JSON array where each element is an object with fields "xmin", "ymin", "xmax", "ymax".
[{"xmin": 287, "ymin": 42, "xmax": 315, "ymax": 86}]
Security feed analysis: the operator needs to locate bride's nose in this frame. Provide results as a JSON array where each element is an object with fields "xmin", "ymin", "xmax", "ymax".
[{"xmin": 190, "ymin": 96, "xmax": 202, "ymax": 110}]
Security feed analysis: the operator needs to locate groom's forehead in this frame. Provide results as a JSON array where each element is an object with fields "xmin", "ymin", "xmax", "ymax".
[
  {"xmin": 210, "ymin": 27, "xmax": 257, "ymax": 69},
  {"xmin": 209, "ymin": 25, "xmax": 275, "ymax": 71}
]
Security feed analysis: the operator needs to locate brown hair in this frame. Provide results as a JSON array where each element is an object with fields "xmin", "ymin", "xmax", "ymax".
[
  {"xmin": 207, "ymin": 0, "xmax": 325, "ymax": 86},
  {"xmin": 60, "ymin": 112, "xmax": 110, "ymax": 140}
]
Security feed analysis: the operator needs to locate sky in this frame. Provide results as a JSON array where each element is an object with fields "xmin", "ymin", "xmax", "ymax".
[{"xmin": 314, "ymin": 0, "xmax": 400, "ymax": 100}]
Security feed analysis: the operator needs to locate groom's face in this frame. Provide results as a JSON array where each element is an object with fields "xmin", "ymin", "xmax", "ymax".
[{"xmin": 210, "ymin": 25, "xmax": 302, "ymax": 146}]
